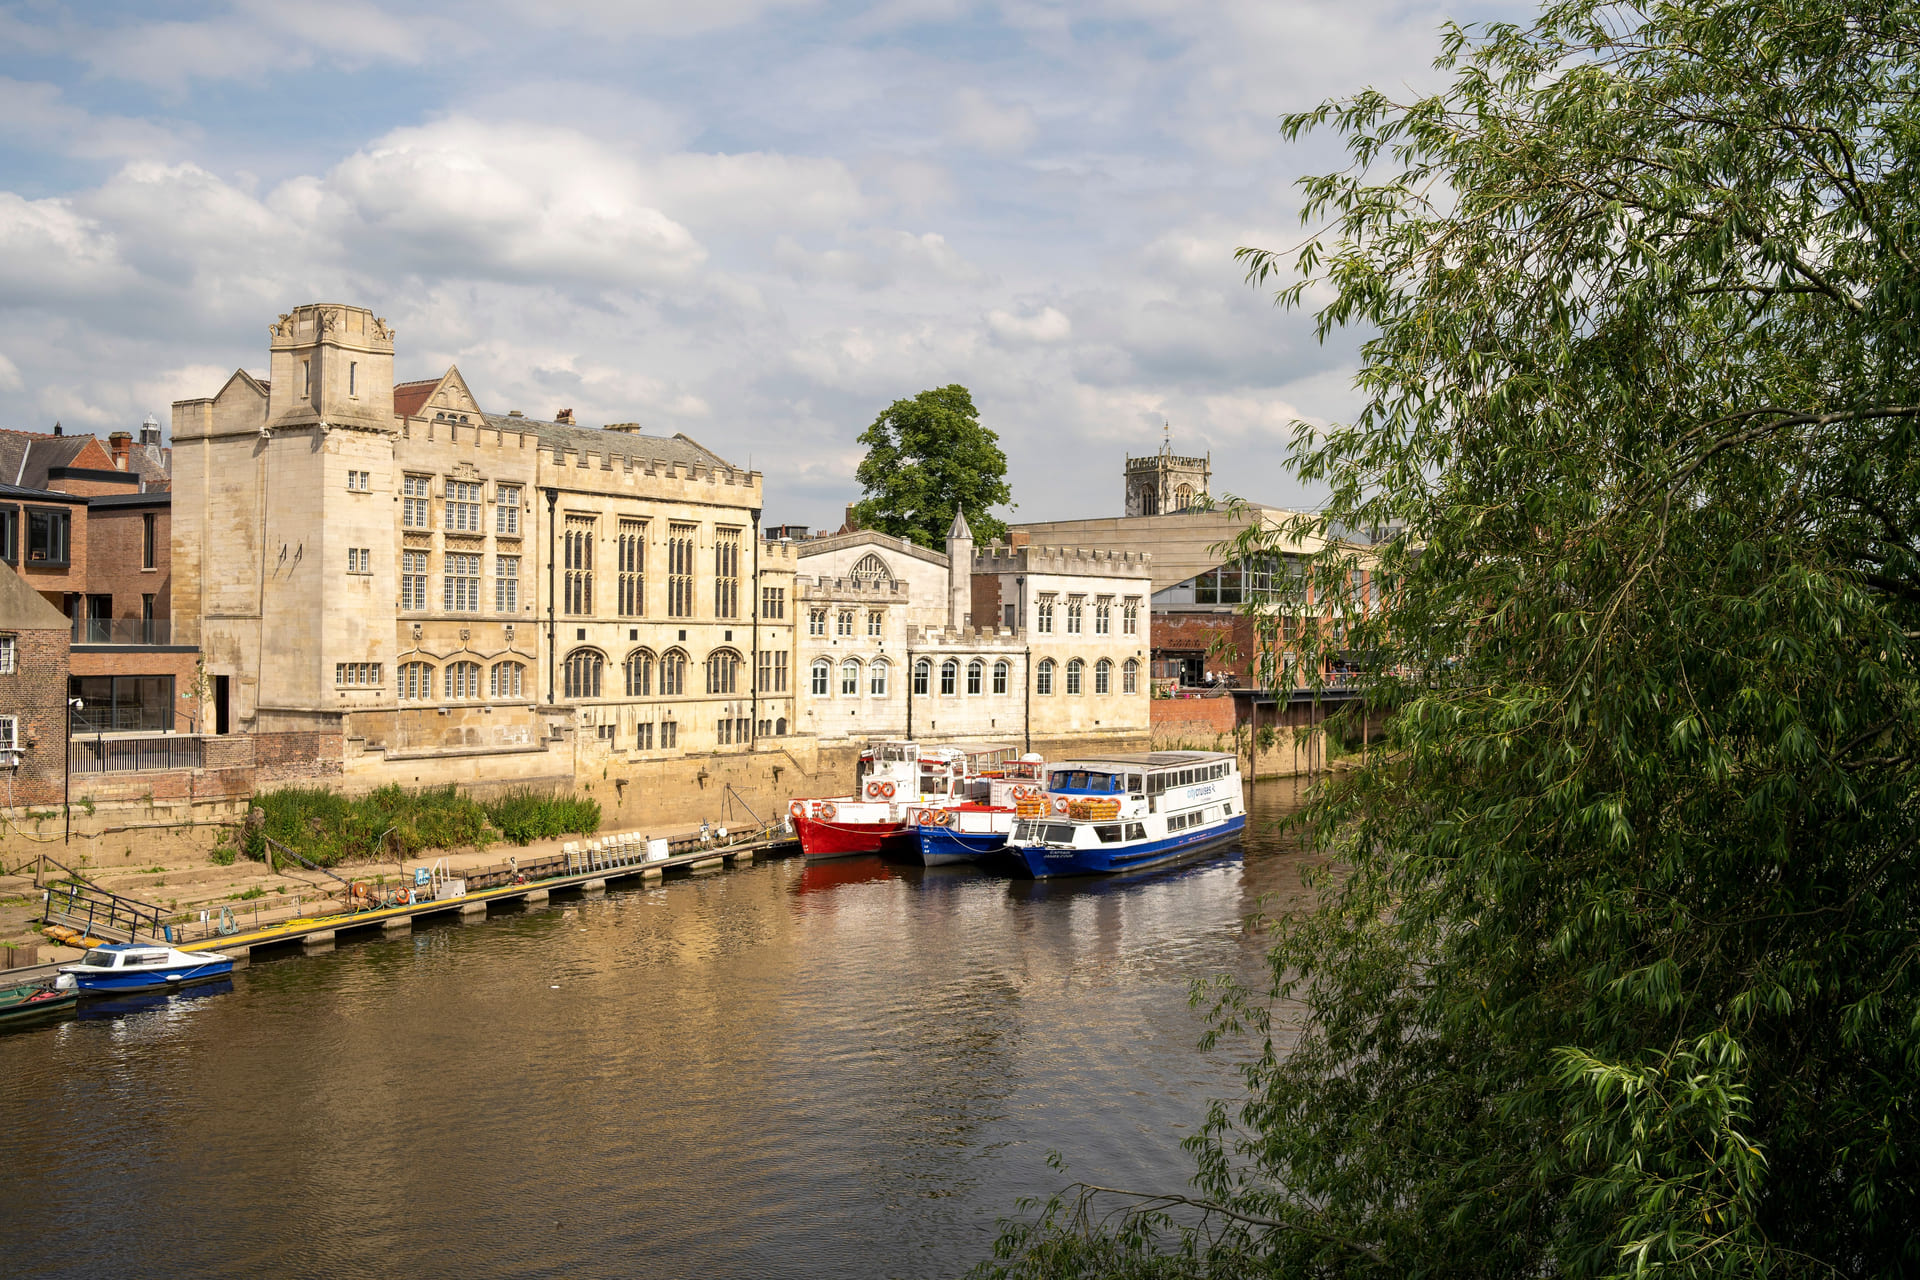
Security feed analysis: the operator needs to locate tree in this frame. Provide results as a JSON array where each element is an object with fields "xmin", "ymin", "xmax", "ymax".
[
  {"xmin": 981, "ymin": 2, "xmax": 1920, "ymax": 1276},
  {"xmin": 851, "ymin": 385, "xmax": 1013, "ymax": 548}
]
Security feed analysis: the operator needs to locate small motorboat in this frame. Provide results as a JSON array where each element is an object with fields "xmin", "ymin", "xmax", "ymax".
[
  {"xmin": 0, "ymin": 978, "xmax": 79, "ymax": 1024},
  {"xmin": 60, "ymin": 942, "xmax": 234, "ymax": 994}
]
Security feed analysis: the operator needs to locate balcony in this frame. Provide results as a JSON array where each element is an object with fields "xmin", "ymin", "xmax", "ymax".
[
  {"xmin": 69, "ymin": 734, "xmax": 205, "ymax": 775},
  {"xmin": 71, "ymin": 618, "xmax": 173, "ymax": 646}
]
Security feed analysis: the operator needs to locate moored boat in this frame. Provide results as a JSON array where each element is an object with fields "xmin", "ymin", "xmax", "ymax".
[
  {"xmin": 0, "ymin": 979, "xmax": 79, "ymax": 1024},
  {"xmin": 1005, "ymin": 751, "xmax": 1247, "ymax": 878},
  {"xmin": 791, "ymin": 741, "xmax": 1039, "ymax": 861},
  {"xmin": 60, "ymin": 942, "xmax": 234, "ymax": 994}
]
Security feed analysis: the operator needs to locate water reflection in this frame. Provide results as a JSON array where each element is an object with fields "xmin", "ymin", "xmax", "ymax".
[{"xmin": 0, "ymin": 781, "xmax": 1315, "ymax": 1280}]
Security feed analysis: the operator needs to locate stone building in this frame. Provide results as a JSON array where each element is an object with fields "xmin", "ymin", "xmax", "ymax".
[
  {"xmin": 170, "ymin": 303, "xmax": 797, "ymax": 808},
  {"xmin": 1124, "ymin": 430, "xmax": 1211, "ymax": 517},
  {"xmin": 793, "ymin": 513, "xmax": 1152, "ymax": 753}
]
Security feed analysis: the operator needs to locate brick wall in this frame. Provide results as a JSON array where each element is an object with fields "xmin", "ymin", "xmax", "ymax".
[
  {"xmin": 1, "ymin": 626, "xmax": 70, "ymax": 806},
  {"xmin": 15, "ymin": 499, "xmax": 88, "ymax": 600},
  {"xmin": 970, "ymin": 573, "xmax": 1003, "ymax": 630},
  {"xmin": 1151, "ymin": 611, "xmax": 1261, "ymax": 682},
  {"xmin": 1151, "ymin": 693, "xmax": 1236, "ymax": 735},
  {"xmin": 254, "ymin": 732, "xmax": 346, "ymax": 781},
  {"xmin": 84, "ymin": 504, "xmax": 170, "ymax": 625}
]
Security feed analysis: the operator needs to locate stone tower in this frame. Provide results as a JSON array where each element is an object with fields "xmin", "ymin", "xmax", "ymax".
[
  {"xmin": 1124, "ymin": 426, "xmax": 1210, "ymax": 517},
  {"xmin": 946, "ymin": 508, "xmax": 974, "ymax": 629}
]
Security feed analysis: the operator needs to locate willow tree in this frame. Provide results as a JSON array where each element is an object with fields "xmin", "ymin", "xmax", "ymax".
[{"xmin": 982, "ymin": 2, "xmax": 1920, "ymax": 1276}]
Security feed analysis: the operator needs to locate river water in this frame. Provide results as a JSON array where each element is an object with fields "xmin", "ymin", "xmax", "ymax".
[{"xmin": 0, "ymin": 782, "xmax": 1315, "ymax": 1280}]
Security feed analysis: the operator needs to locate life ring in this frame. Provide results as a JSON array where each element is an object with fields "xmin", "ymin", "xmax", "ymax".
[
  {"xmin": 1052, "ymin": 796, "xmax": 1070, "ymax": 814},
  {"xmin": 819, "ymin": 801, "xmax": 837, "ymax": 820},
  {"xmin": 789, "ymin": 800, "xmax": 805, "ymax": 819},
  {"xmin": 935, "ymin": 809, "xmax": 956, "ymax": 826},
  {"xmin": 1011, "ymin": 784, "xmax": 1037, "ymax": 801},
  {"xmin": 880, "ymin": 781, "xmax": 896, "ymax": 799}
]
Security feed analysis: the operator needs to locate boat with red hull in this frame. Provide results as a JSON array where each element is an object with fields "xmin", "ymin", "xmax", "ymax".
[{"xmin": 789, "ymin": 741, "xmax": 1044, "ymax": 861}]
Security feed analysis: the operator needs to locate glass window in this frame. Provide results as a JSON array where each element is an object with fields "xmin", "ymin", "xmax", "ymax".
[
  {"xmin": 496, "ymin": 485, "xmax": 521, "ymax": 534},
  {"xmin": 445, "ymin": 480, "xmax": 482, "ymax": 532},
  {"xmin": 1095, "ymin": 658, "xmax": 1112, "ymax": 694},
  {"xmin": 812, "ymin": 658, "xmax": 832, "ymax": 696},
  {"xmin": 563, "ymin": 649, "xmax": 603, "ymax": 699},
  {"xmin": 496, "ymin": 556, "xmax": 519, "ymax": 613},
  {"xmin": 913, "ymin": 658, "xmax": 931, "ymax": 695},
  {"xmin": 708, "ymin": 650, "xmax": 741, "ymax": 694},
  {"xmin": 869, "ymin": 658, "xmax": 889, "ymax": 697},
  {"xmin": 668, "ymin": 524, "xmax": 696, "ymax": 618},
  {"xmin": 625, "ymin": 649, "xmax": 654, "ymax": 697},
  {"xmin": 837, "ymin": 611, "xmax": 854, "ymax": 638},
  {"xmin": 940, "ymin": 659, "xmax": 957, "ymax": 695},
  {"xmin": 660, "ymin": 650, "xmax": 687, "ymax": 696},
  {"xmin": 714, "ymin": 529, "xmax": 740, "ymax": 619},
  {"xmin": 966, "ymin": 659, "xmax": 983, "ymax": 695},
  {"xmin": 761, "ymin": 586, "xmax": 785, "ymax": 620},
  {"xmin": 401, "ymin": 551, "xmax": 428, "ymax": 611},
  {"xmin": 1124, "ymin": 600, "xmax": 1139, "ymax": 634},
  {"xmin": 399, "ymin": 662, "xmax": 433, "ymax": 700},
  {"xmin": 1066, "ymin": 658, "xmax": 1084, "ymax": 694},
  {"xmin": 25, "ymin": 508, "xmax": 69, "ymax": 565},
  {"xmin": 490, "ymin": 661, "xmax": 524, "ymax": 699},
  {"xmin": 0, "ymin": 507, "xmax": 16, "ymax": 564},
  {"xmin": 840, "ymin": 658, "xmax": 860, "ymax": 695},
  {"xmin": 1036, "ymin": 597, "xmax": 1053, "ymax": 634},
  {"xmin": 443, "ymin": 553, "xmax": 481, "ymax": 612},
  {"xmin": 564, "ymin": 517, "xmax": 595, "ymax": 615},
  {"xmin": 402, "ymin": 475, "xmax": 432, "ymax": 528},
  {"xmin": 1066, "ymin": 598, "xmax": 1083, "ymax": 634},
  {"xmin": 618, "ymin": 521, "xmax": 646, "ymax": 617},
  {"xmin": 992, "ymin": 660, "xmax": 1009, "ymax": 694},
  {"xmin": 1036, "ymin": 658, "xmax": 1054, "ymax": 695},
  {"xmin": 446, "ymin": 661, "xmax": 481, "ymax": 699},
  {"xmin": 758, "ymin": 649, "xmax": 788, "ymax": 693},
  {"xmin": 1094, "ymin": 600, "xmax": 1110, "ymax": 634},
  {"xmin": 1123, "ymin": 657, "xmax": 1139, "ymax": 694},
  {"xmin": 867, "ymin": 610, "xmax": 883, "ymax": 637},
  {"xmin": 808, "ymin": 609, "xmax": 826, "ymax": 637},
  {"xmin": 0, "ymin": 634, "xmax": 14, "ymax": 675}
]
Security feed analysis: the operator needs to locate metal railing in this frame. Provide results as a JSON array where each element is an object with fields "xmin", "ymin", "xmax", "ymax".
[
  {"xmin": 70, "ymin": 618, "xmax": 172, "ymax": 645},
  {"xmin": 37, "ymin": 855, "xmax": 171, "ymax": 944},
  {"xmin": 69, "ymin": 734, "xmax": 204, "ymax": 774}
]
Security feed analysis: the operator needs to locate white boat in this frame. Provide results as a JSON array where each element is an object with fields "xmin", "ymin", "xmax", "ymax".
[
  {"xmin": 60, "ymin": 942, "xmax": 234, "ymax": 993},
  {"xmin": 1006, "ymin": 751, "xmax": 1247, "ymax": 877}
]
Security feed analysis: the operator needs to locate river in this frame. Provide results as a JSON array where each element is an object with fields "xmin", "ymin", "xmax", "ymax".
[{"xmin": 0, "ymin": 782, "xmax": 1315, "ymax": 1280}]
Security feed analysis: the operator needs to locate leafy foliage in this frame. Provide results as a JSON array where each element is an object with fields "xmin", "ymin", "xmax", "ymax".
[
  {"xmin": 245, "ymin": 785, "xmax": 601, "ymax": 864},
  {"xmin": 981, "ymin": 2, "xmax": 1920, "ymax": 1275},
  {"xmin": 850, "ymin": 384, "xmax": 1013, "ymax": 548}
]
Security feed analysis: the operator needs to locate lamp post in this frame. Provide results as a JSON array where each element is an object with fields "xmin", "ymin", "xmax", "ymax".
[{"xmin": 62, "ymin": 697, "xmax": 82, "ymax": 845}]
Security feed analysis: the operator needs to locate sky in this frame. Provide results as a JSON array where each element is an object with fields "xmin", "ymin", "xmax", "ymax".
[{"xmin": 0, "ymin": 0, "xmax": 1521, "ymax": 531}]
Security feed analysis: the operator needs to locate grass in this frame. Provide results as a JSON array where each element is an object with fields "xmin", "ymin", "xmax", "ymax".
[
  {"xmin": 209, "ymin": 846, "xmax": 237, "ymax": 866},
  {"xmin": 244, "ymin": 785, "xmax": 601, "ymax": 866}
]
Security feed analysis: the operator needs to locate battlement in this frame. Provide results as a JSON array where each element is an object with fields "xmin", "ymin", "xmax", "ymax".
[
  {"xmin": 795, "ymin": 575, "xmax": 910, "ymax": 601},
  {"xmin": 542, "ymin": 445, "xmax": 760, "ymax": 488},
  {"xmin": 758, "ymin": 539, "xmax": 799, "ymax": 564},
  {"xmin": 974, "ymin": 544, "xmax": 1152, "ymax": 577},
  {"xmin": 908, "ymin": 625, "xmax": 1027, "ymax": 650},
  {"xmin": 1125, "ymin": 453, "xmax": 1208, "ymax": 470}
]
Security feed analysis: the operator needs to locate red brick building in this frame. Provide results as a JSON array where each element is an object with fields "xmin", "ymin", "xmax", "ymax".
[{"xmin": 0, "ymin": 562, "xmax": 72, "ymax": 807}]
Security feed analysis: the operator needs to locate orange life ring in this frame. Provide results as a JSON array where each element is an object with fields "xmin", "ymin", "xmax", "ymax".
[
  {"xmin": 1012, "ymin": 784, "xmax": 1037, "ymax": 801},
  {"xmin": 866, "ymin": 781, "xmax": 883, "ymax": 799},
  {"xmin": 880, "ymin": 781, "xmax": 896, "ymax": 799},
  {"xmin": 1052, "ymin": 796, "xmax": 1070, "ymax": 814},
  {"xmin": 819, "ymin": 801, "xmax": 837, "ymax": 820},
  {"xmin": 789, "ymin": 800, "xmax": 805, "ymax": 819},
  {"xmin": 935, "ymin": 809, "xmax": 956, "ymax": 826}
]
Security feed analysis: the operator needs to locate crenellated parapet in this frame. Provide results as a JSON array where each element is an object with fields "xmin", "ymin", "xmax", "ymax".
[
  {"xmin": 796, "ymin": 575, "xmax": 910, "ymax": 602},
  {"xmin": 973, "ymin": 544, "xmax": 1152, "ymax": 578}
]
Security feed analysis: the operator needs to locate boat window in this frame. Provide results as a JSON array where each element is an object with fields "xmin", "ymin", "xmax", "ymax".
[
  {"xmin": 83, "ymin": 950, "xmax": 118, "ymax": 967},
  {"xmin": 1147, "ymin": 773, "xmax": 1163, "ymax": 794},
  {"xmin": 1094, "ymin": 824, "xmax": 1123, "ymax": 843},
  {"xmin": 1043, "ymin": 823, "xmax": 1075, "ymax": 844},
  {"xmin": 1126, "ymin": 822, "xmax": 1147, "ymax": 840},
  {"xmin": 1128, "ymin": 774, "xmax": 1145, "ymax": 793},
  {"xmin": 1069, "ymin": 771, "xmax": 1089, "ymax": 789}
]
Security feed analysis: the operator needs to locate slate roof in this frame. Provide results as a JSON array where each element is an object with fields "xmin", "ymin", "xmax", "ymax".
[
  {"xmin": 0, "ymin": 481, "xmax": 87, "ymax": 505},
  {"xmin": 484, "ymin": 413, "xmax": 742, "ymax": 473},
  {"xmin": 0, "ymin": 430, "xmax": 102, "ymax": 490}
]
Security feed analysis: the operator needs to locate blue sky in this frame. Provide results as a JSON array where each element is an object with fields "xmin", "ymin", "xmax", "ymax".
[{"xmin": 0, "ymin": 0, "xmax": 1521, "ymax": 529}]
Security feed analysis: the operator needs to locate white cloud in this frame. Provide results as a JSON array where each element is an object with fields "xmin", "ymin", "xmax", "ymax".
[
  {"xmin": 0, "ymin": 79, "xmax": 193, "ymax": 160},
  {"xmin": 0, "ymin": 194, "xmax": 133, "ymax": 300},
  {"xmin": 0, "ymin": 352, "xmax": 22, "ymax": 394},
  {"xmin": 987, "ymin": 305, "xmax": 1071, "ymax": 344},
  {"xmin": 947, "ymin": 87, "xmax": 1037, "ymax": 153}
]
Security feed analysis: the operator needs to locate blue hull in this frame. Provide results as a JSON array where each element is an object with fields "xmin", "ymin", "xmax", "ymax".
[
  {"xmin": 71, "ymin": 959, "xmax": 234, "ymax": 994},
  {"xmin": 1011, "ymin": 815, "xmax": 1247, "ymax": 878},
  {"xmin": 911, "ymin": 826, "xmax": 1008, "ymax": 866}
]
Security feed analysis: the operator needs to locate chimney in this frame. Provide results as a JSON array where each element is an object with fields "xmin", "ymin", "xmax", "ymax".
[
  {"xmin": 110, "ymin": 431, "xmax": 132, "ymax": 470},
  {"xmin": 843, "ymin": 504, "xmax": 860, "ymax": 533},
  {"xmin": 554, "ymin": 408, "xmax": 575, "ymax": 425},
  {"xmin": 52, "ymin": 421, "xmax": 62, "ymax": 437}
]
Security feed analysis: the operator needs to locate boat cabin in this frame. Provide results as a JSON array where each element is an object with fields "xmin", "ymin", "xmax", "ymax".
[{"xmin": 77, "ymin": 946, "xmax": 171, "ymax": 968}]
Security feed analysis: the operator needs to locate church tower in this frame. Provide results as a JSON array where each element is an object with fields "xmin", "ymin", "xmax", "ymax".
[{"xmin": 1124, "ymin": 425, "xmax": 1210, "ymax": 516}]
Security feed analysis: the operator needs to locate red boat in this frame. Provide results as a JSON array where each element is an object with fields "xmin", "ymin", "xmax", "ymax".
[{"xmin": 789, "ymin": 741, "xmax": 1039, "ymax": 861}]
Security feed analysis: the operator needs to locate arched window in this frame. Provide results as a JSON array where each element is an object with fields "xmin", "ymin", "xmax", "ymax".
[
  {"xmin": 869, "ymin": 658, "xmax": 889, "ymax": 697},
  {"xmin": 399, "ymin": 661, "xmax": 434, "ymax": 701},
  {"xmin": 992, "ymin": 659, "xmax": 1010, "ymax": 694},
  {"xmin": 850, "ymin": 553, "xmax": 891, "ymax": 584},
  {"xmin": 1122, "ymin": 657, "xmax": 1140, "ymax": 694},
  {"xmin": 490, "ymin": 661, "xmax": 524, "ymax": 700},
  {"xmin": 707, "ymin": 649, "xmax": 741, "ymax": 694},
  {"xmin": 624, "ymin": 649, "xmax": 654, "ymax": 697},
  {"xmin": 812, "ymin": 658, "xmax": 832, "ymax": 696},
  {"xmin": 563, "ymin": 649, "xmax": 603, "ymax": 699},
  {"xmin": 913, "ymin": 658, "xmax": 931, "ymax": 696},
  {"xmin": 966, "ymin": 659, "xmax": 984, "ymax": 695},
  {"xmin": 1036, "ymin": 658, "xmax": 1055, "ymax": 695},
  {"xmin": 940, "ymin": 659, "xmax": 958, "ymax": 695},
  {"xmin": 776, "ymin": 716, "xmax": 788, "ymax": 735},
  {"xmin": 839, "ymin": 658, "xmax": 861, "ymax": 695},
  {"xmin": 1066, "ymin": 657, "xmax": 1085, "ymax": 694},
  {"xmin": 1094, "ymin": 658, "xmax": 1112, "ymax": 694},
  {"xmin": 1174, "ymin": 484, "xmax": 1194, "ymax": 511},
  {"xmin": 660, "ymin": 649, "xmax": 688, "ymax": 696},
  {"xmin": 446, "ymin": 660, "xmax": 481, "ymax": 699}
]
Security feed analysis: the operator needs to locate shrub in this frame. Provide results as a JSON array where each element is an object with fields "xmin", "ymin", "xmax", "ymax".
[
  {"xmin": 209, "ymin": 846, "xmax": 237, "ymax": 866},
  {"xmin": 482, "ymin": 788, "xmax": 602, "ymax": 845},
  {"xmin": 244, "ymin": 784, "xmax": 498, "ymax": 866}
]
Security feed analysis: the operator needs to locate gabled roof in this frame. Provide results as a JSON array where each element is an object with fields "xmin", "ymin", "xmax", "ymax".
[
  {"xmin": 0, "ymin": 561, "xmax": 69, "ymax": 630},
  {"xmin": 797, "ymin": 528, "xmax": 950, "ymax": 569},
  {"xmin": 393, "ymin": 378, "xmax": 440, "ymax": 420},
  {"xmin": 0, "ymin": 429, "xmax": 114, "ymax": 490}
]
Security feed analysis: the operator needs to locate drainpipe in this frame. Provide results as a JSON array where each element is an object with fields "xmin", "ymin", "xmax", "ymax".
[
  {"xmin": 544, "ymin": 487, "xmax": 558, "ymax": 704},
  {"xmin": 750, "ymin": 507, "xmax": 761, "ymax": 741},
  {"xmin": 905, "ymin": 646, "xmax": 914, "ymax": 741}
]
